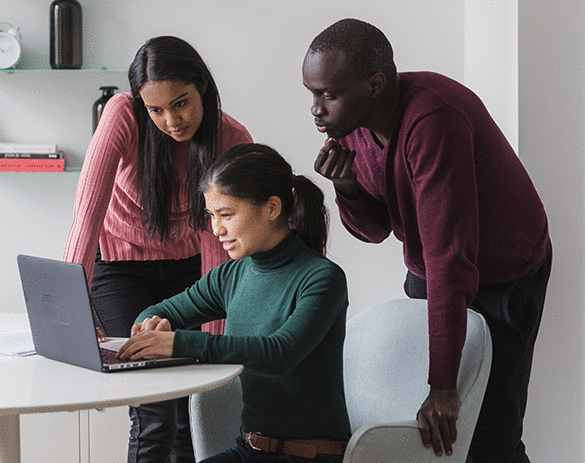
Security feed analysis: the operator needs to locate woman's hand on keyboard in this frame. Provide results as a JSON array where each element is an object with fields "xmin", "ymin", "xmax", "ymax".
[
  {"xmin": 117, "ymin": 316, "xmax": 174, "ymax": 359},
  {"xmin": 116, "ymin": 329, "xmax": 175, "ymax": 360},
  {"xmin": 131, "ymin": 316, "xmax": 172, "ymax": 336}
]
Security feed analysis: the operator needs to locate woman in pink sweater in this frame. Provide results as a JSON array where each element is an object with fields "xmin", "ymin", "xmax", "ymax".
[{"xmin": 63, "ymin": 36, "xmax": 252, "ymax": 463}]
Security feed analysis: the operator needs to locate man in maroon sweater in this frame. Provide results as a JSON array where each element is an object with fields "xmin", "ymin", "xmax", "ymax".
[{"xmin": 302, "ymin": 18, "xmax": 551, "ymax": 463}]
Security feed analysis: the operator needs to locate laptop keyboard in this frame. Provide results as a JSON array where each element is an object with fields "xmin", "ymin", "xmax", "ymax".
[{"xmin": 100, "ymin": 347, "xmax": 128, "ymax": 365}]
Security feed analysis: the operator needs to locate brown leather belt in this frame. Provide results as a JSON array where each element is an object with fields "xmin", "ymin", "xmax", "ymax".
[{"xmin": 244, "ymin": 431, "xmax": 346, "ymax": 459}]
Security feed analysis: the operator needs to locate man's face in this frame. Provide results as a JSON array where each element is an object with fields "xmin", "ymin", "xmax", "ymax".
[{"xmin": 302, "ymin": 49, "xmax": 372, "ymax": 139}]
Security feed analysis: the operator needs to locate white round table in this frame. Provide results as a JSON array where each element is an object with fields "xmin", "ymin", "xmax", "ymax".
[{"xmin": 0, "ymin": 314, "xmax": 242, "ymax": 463}]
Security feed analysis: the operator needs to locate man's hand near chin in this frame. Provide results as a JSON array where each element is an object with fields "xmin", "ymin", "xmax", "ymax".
[
  {"xmin": 314, "ymin": 138, "xmax": 359, "ymax": 199},
  {"xmin": 416, "ymin": 386, "xmax": 460, "ymax": 457}
]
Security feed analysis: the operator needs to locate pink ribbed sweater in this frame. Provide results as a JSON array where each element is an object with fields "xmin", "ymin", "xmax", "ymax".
[{"xmin": 63, "ymin": 93, "xmax": 252, "ymax": 334}]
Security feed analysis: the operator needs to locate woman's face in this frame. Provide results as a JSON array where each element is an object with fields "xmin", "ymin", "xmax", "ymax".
[
  {"xmin": 139, "ymin": 79, "xmax": 205, "ymax": 142},
  {"xmin": 204, "ymin": 186, "xmax": 275, "ymax": 260}
]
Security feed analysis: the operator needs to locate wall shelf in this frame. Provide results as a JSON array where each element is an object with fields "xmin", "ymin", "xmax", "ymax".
[
  {"xmin": 1, "ymin": 67, "xmax": 125, "ymax": 75},
  {"xmin": 1, "ymin": 69, "xmax": 129, "ymax": 170},
  {"xmin": 0, "ymin": 170, "xmax": 81, "ymax": 174}
]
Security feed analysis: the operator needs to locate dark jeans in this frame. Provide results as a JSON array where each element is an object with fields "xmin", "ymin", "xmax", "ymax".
[
  {"xmin": 199, "ymin": 437, "xmax": 343, "ymax": 463},
  {"xmin": 404, "ymin": 245, "xmax": 552, "ymax": 463},
  {"xmin": 91, "ymin": 248, "xmax": 201, "ymax": 463}
]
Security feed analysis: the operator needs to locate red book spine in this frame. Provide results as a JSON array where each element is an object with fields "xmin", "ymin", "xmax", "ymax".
[{"xmin": 0, "ymin": 158, "xmax": 65, "ymax": 172}]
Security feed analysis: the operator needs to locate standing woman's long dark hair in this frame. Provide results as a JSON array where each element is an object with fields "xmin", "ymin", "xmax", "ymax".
[
  {"xmin": 128, "ymin": 36, "xmax": 221, "ymax": 241},
  {"xmin": 200, "ymin": 143, "xmax": 329, "ymax": 255}
]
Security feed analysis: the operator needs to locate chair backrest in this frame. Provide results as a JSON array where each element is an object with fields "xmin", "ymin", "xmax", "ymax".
[
  {"xmin": 343, "ymin": 298, "xmax": 492, "ymax": 448},
  {"xmin": 190, "ymin": 298, "xmax": 491, "ymax": 462},
  {"xmin": 190, "ymin": 376, "xmax": 244, "ymax": 462}
]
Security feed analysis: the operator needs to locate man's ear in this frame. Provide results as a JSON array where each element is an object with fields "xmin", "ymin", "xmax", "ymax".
[{"xmin": 368, "ymin": 72, "xmax": 387, "ymax": 98}]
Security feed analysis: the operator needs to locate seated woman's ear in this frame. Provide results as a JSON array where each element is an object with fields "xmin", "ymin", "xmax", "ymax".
[{"xmin": 266, "ymin": 196, "xmax": 283, "ymax": 221}]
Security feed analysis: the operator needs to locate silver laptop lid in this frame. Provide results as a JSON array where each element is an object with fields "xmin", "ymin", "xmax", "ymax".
[
  {"xmin": 17, "ymin": 254, "xmax": 104, "ymax": 371},
  {"xmin": 17, "ymin": 254, "xmax": 196, "ymax": 372}
]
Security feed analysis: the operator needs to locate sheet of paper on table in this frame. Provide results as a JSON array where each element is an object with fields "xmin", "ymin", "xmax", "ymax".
[{"xmin": 0, "ymin": 331, "xmax": 35, "ymax": 356}]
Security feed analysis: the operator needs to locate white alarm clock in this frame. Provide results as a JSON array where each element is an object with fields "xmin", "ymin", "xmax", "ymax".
[{"xmin": 0, "ymin": 23, "xmax": 22, "ymax": 70}]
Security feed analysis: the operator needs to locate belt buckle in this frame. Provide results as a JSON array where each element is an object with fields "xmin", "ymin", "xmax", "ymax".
[{"xmin": 246, "ymin": 432, "xmax": 263, "ymax": 452}]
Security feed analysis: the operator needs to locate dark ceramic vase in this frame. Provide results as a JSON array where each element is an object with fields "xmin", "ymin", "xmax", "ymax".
[
  {"xmin": 92, "ymin": 86, "xmax": 118, "ymax": 132},
  {"xmin": 50, "ymin": 0, "xmax": 82, "ymax": 69}
]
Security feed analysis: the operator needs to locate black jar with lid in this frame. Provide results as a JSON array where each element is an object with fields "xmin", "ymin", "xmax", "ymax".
[
  {"xmin": 50, "ymin": 0, "xmax": 82, "ymax": 69},
  {"xmin": 92, "ymin": 86, "xmax": 118, "ymax": 133}
]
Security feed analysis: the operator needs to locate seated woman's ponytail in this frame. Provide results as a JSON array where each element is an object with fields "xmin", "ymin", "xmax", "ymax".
[
  {"xmin": 200, "ymin": 143, "xmax": 329, "ymax": 255},
  {"xmin": 289, "ymin": 174, "xmax": 329, "ymax": 255}
]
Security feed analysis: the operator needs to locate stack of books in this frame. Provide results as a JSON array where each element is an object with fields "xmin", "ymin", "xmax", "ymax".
[{"xmin": 0, "ymin": 143, "xmax": 65, "ymax": 172}]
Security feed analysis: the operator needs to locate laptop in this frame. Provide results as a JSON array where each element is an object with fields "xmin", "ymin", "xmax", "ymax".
[{"xmin": 17, "ymin": 254, "xmax": 196, "ymax": 372}]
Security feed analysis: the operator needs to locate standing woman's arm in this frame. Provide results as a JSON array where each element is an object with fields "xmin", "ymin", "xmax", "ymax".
[{"xmin": 63, "ymin": 94, "xmax": 136, "ymax": 285}]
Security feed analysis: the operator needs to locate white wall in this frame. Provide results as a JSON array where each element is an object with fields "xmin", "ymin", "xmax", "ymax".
[
  {"xmin": 1, "ymin": 0, "xmax": 465, "ymax": 318},
  {"xmin": 464, "ymin": 0, "xmax": 518, "ymax": 151},
  {"xmin": 1, "ymin": 1, "xmax": 583, "ymax": 461},
  {"xmin": 518, "ymin": 0, "xmax": 585, "ymax": 461}
]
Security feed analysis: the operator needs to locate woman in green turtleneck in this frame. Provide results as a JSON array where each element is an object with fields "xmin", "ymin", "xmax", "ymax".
[{"xmin": 118, "ymin": 143, "xmax": 351, "ymax": 462}]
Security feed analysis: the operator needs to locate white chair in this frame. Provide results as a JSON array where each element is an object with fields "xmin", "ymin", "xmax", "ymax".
[
  {"xmin": 189, "ymin": 298, "xmax": 492, "ymax": 463},
  {"xmin": 342, "ymin": 298, "xmax": 492, "ymax": 463},
  {"xmin": 189, "ymin": 376, "xmax": 244, "ymax": 462}
]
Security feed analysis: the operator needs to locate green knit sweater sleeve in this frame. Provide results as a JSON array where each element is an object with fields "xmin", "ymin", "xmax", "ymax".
[
  {"xmin": 177, "ymin": 262, "xmax": 347, "ymax": 375},
  {"xmin": 135, "ymin": 262, "xmax": 228, "ymax": 348}
]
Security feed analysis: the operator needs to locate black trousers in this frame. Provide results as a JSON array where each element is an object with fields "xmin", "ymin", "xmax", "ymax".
[
  {"xmin": 91, "ymin": 249, "xmax": 201, "ymax": 463},
  {"xmin": 404, "ymin": 245, "xmax": 552, "ymax": 463}
]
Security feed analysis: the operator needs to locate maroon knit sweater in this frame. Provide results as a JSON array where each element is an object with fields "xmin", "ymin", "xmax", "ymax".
[{"xmin": 337, "ymin": 72, "xmax": 549, "ymax": 389}]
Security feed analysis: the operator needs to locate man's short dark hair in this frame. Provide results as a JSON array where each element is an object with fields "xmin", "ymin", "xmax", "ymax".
[{"xmin": 308, "ymin": 18, "xmax": 397, "ymax": 82}]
